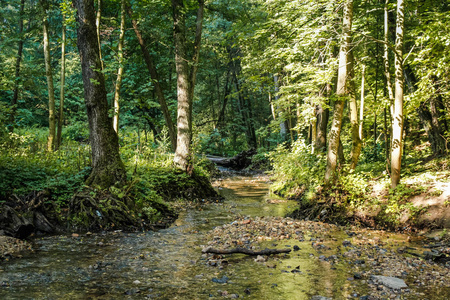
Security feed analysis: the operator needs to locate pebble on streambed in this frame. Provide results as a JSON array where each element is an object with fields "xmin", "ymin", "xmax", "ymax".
[{"xmin": 202, "ymin": 216, "xmax": 450, "ymax": 299}]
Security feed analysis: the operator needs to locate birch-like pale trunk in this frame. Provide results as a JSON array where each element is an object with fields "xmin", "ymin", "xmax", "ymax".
[
  {"xmin": 390, "ymin": 0, "xmax": 405, "ymax": 188},
  {"xmin": 113, "ymin": 0, "xmax": 126, "ymax": 133},
  {"xmin": 359, "ymin": 64, "xmax": 365, "ymax": 140},
  {"xmin": 324, "ymin": 0, "xmax": 353, "ymax": 184}
]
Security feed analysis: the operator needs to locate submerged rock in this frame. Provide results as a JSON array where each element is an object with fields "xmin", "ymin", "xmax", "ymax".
[{"xmin": 212, "ymin": 276, "xmax": 229, "ymax": 284}]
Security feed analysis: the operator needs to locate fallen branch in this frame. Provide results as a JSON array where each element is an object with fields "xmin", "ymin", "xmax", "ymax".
[{"xmin": 202, "ymin": 246, "xmax": 291, "ymax": 256}]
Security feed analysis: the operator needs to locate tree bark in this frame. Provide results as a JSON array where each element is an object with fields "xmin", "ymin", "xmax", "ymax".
[
  {"xmin": 56, "ymin": 19, "xmax": 66, "ymax": 150},
  {"xmin": 390, "ymin": 0, "xmax": 405, "ymax": 189},
  {"xmin": 41, "ymin": 0, "xmax": 56, "ymax": 152},
  {"xmin": 325, "ymin": 0, "xmax": 353, "ymax": 184},
  {"xmin": 9, "ymin": 0, "xmax": 26, "ymax": 133},
  {"xmin": 73, "ymin": 0, "xmax": 126, "ymax": 189},
  {"xmin": 173, "ymin": 0, "xmax": 204, "ymax": 172},
  {"xmin": 113, "ymin": 0, "xmax": 126, "ymax": 133},
  {"xmin": 128, "ymin": 5, "xmax": 177, "ymax": 151}
]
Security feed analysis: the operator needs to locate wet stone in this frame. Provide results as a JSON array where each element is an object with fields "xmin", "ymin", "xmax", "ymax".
[{"xmin": 212, "ymin": 276, "xmax": 229, "ymax": 284}]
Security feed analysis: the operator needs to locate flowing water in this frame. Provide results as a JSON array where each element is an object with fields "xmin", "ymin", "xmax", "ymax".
[{"xmin": 0, "ymin": 173, "xmax": 449, "ymax": 299}]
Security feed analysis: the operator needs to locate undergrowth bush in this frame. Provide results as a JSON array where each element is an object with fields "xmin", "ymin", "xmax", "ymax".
[{"xmin": 269, "ymin": 140, "xmax": 326, "ymax": 200}]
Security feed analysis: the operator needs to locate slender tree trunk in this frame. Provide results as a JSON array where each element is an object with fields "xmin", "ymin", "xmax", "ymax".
[
  {"xmin": 10, "ymin": 0, "xmax": 26, "ymax": 132},
  {"xmin": 315, "ymin": 104, "xmax": 329, "ymax": 152},
  {"xmin": 56, "ymin": 19, "xmax": 66, "ymax": 150},
  {"xmin": 269, "ymin": 91, "xmax": 276, "ymax": 121},
  {"xmin": 417, "ymin": 100, "xmax": 447, "ymax": 156},
  {"xmin": 348, "ymin": 52, "xmax": 361, "ymax": 169},
  {"xmin": 383, "ymin": 0, "xmax": 394, "ymax": 154},
  {"xmin": 244, "ymin": 89, "xmax": 257, "ymax": 148},
  {"xmin": 274, "ymin": 74, "xmax": 287, "ymax": 140},
  {"xmin": 216, "ymin": 70, "xmax": 230, "ymax": 127},
  {"xmin": 325, "ymin": 0, "xmax": 353, "ymax": 184},
  {"xmin": 96, "ymin": 0, "xmax": 104, "ymax": 70},
  {"xmin": 41, "ymin": 0, "xmax": 56, "ymax": 152},
  {"xmin": 315, "ymin": 83, "xmax": 330, "ymax": 152},
  {"xmin": 172, "ymin": 0, "xmax": 204, "ymax": 172},
  {"xmin": 73, "ymin": 0, "xmax": 126, "ymax": 189},
  {"xmin": 390, "ymin": 0, "xmax": 405, "ymax": 189},
  {"xmin": 113, "ymin": 0, "xmax": 126, "ymax": 133},
  {"xmin": 128, "ymin": 5, "xmax": 177, "ymax": 151},
  {"xmin": 359, "ymin": 64, "xmax": 365, "ymax": 140},
  {"xmin": 384, "ymin": 107, "xmax": 389, "ymax": 163}
]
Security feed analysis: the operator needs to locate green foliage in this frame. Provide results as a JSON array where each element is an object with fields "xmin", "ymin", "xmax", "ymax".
[
  {"xmin": 0, "ymin": 102, "xmax": 10, "ymax": 142},
  {"xmin": 62, "ymin": 121, "xmax": 90, "ymax": 142},
  {"xmin": 269, "ymin": 139, "xmax": 326, "ymax": 199},
  {"xmin": 376, "ymin": 184, "xmax": 428, "ymax": 227}
]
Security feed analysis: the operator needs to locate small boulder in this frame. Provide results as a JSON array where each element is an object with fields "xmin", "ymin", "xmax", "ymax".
[{"xmin": 371, "ymin": 275, "xmax": 407, "ymax": 289}]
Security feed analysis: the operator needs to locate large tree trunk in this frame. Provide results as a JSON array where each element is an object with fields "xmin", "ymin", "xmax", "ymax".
[
  {"xmin": 56, "ymin": 18, "xmax": 66, "ymax": 150},
  {"xmin": 73, "ymin": 0, "xmax": 126, "ymax": 189},
  {"xmin": 390, "ymin": 0, "xmax": 405, "ymax": 189},
  {"xmin": 173, "ymin": 0, "xmax": 204, "ymax": 172},
  {"xmin": 113, "ymin": 0, "xmax": 126, "ymax": 133},
  {"xmin": 128, "ymin": 5, "xmax": 177, "ymax": 151},
  {"xmin": 324, "ymin": 0, "xmax": 353, "ymax": 184},
  {"xmin": 9, "ymin": 0, "xmax": 25, "ymax": 132},
  {"xmin": 41, "ymin": 0, "xmax": 56, "ymax": 152}
]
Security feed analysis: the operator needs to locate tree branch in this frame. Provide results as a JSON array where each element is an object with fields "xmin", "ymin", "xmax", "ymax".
[{"xmin": 202, "ymin": 246, "xmax": 291, "ymax": 256}]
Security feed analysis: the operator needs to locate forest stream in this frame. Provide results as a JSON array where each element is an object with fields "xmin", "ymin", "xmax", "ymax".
[{"xmin": 0, "ymin": 171, "xmax": 449, "ymax": 299}]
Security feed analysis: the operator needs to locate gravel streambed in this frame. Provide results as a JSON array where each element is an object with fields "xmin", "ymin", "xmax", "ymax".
[{"xmin": 202, "ymin": 216, "xmax": 450, "ymax": 299}]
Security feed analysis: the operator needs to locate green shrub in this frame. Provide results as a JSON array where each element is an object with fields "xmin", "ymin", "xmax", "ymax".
[{"xmin": 269, "ymin": 140, "xmax": 326, "ymax": 199}]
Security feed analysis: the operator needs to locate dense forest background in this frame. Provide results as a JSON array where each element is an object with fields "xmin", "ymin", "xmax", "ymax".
[{"xmin": 0, "ymin": 0, "xmax": 449, "ymax": 232}]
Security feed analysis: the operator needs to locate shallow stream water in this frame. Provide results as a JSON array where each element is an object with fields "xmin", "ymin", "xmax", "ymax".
[{"xmin": 0, "ymin": 173, "xmax": 449, "ymax": 299}]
